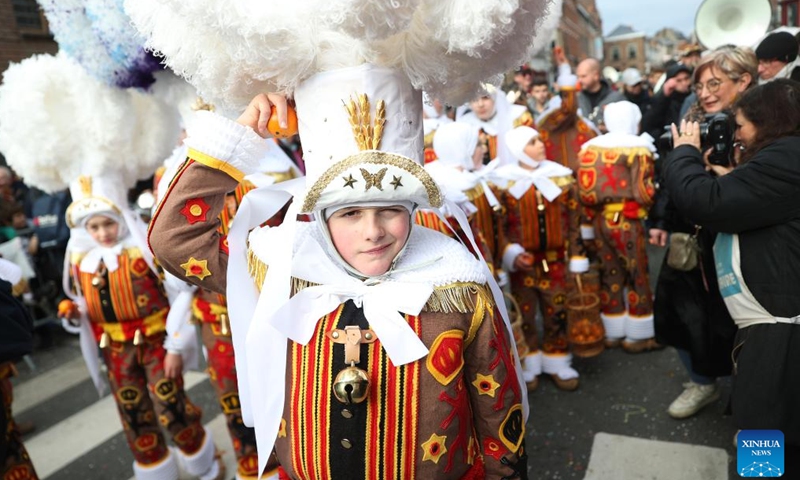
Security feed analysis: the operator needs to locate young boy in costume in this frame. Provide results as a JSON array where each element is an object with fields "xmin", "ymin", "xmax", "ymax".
[
  {"xmin": 59, "ymin": 176, "xmax": 223, "ymax": 480},
  {"xmin": 149, "ymin": 66, "xmax": 528, "ymax": 479},
  {"xmin": 576, "ymin": 101, "xmax": 658, "ymax": 352},
  {"xmin": 492, "ymin": 126, "xmax": 587, "ymax": 391}
]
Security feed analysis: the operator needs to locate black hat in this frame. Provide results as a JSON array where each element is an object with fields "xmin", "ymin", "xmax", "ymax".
[
  {"xmin": 756, "ymin": 32, "xmax": 799, "ymax": 63},
  {"xmin": 666, "ymin": 63, "xmax": 692, "ymax": 80}
]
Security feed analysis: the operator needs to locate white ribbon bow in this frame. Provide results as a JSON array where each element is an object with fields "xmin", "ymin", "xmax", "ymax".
[
  {"xmin": 79, "ymin": 243, "xmax": 124, "ymax": 273},
  {"xmin": 502, "ymin": 160, "xmax": 573, "ymax": 202}
]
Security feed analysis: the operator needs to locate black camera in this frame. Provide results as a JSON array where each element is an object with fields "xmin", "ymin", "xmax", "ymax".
[{"xmin": 658, "ymin": 112, "xmax": 735, "ymax": 166}]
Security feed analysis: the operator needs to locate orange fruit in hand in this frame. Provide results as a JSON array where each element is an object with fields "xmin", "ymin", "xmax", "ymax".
[
  {"xmin": 58, "ymin": 299, "xmax": 75, "ymax": 318},
  {"xmin": 267, "ymin": 105, "xmax": 298, "ymax": 139}
]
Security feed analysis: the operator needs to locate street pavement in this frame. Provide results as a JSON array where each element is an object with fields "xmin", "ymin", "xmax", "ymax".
[{"xmin": 8, "ymin": 244, "xmax": 744, "ymax": 479}]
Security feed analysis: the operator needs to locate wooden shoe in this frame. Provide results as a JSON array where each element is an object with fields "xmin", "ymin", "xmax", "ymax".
[
  {"xmin": 526, "ymin": 376, "xmax": 539, "ymax": 392},
  {"xmin": 621, "ymin": 338, "xmax": 664, "ymax": 354},
  {"xmin": 550, "ymin": 374, "xmax": 579, "ymax": 391}
]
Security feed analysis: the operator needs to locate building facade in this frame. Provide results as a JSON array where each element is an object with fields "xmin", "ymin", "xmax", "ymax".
[
  {"xmin": 603, "ymin": 25, "xmax": 646, "ymax": 72},
  {"xmin": 558, "ymin": 0, "xmax": 604, "ymax": 64},
  {"xmin": 1, "ymin": 0, "xmax": 57, "ymax": 72}
]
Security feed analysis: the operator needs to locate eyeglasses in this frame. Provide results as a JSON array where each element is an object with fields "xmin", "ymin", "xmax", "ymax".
[{"xmin": 693, "ymin": 78, "xmax": 724, "ymax": 95}]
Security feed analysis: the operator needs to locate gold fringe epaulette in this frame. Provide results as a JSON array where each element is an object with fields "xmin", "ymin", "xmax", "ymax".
[
  {"xmin": 551, "ymin": 175, "xmax": 575, "ymax": 188},
  {"xmin": 463, "ymin": 183, "xmax": 486, "ymax": 202},
  {"xmin": 247, "ymin": 248, "xmax": 269, "ymax": 289},
  {"xmin": 425, "ymin": 282, "xmax": 493, "ymax": 314}
]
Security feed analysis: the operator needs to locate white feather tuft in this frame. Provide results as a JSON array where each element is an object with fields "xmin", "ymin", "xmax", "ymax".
[
  {"xmin": 320, "ymin": 0, "xmax": 420, "ymax": 41},
  {"xmin": 124, "ymin": 0, "xmax": 551, "ymax": 110},
  {"xmin": 0, "ymin": 53, "xmax": 180, "ymax": 192},
  {"xmin": 528, "ymin": 0, "xmax": 562, "ymax": 58}
]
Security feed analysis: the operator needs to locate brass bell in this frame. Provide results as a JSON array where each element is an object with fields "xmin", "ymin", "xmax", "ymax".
[
  {"xmin": 91, "ymin": 275, "xmax": 106, "ymax": 289},
  {"xmin": 333, "ymin": 364, "xmax": 370, "ymax": 405}
]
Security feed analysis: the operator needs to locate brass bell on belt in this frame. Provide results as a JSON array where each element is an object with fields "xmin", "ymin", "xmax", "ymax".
[
  {"xmin": 91, "ymin": 275, "xmax": 106, "ymax": 289},
  {"xmin": 333, "ymin": 364, "xmax": 370, "ymax": 405}
]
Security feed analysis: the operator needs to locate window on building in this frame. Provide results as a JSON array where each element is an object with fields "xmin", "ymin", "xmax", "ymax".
[
  {"xmin": 628, "ymin": 44, "xmax": 638, "ymax": 60},
  {"xmin": 780, "ymin": 0, "xmax": 800, "ymax": 27},
  {"xmin": 612, "ymin": 47, "xmax": 620, "ymax": 61},
  {"xmin": 12, "ymin": 0, "xmax": 49, "ymax": 34}
]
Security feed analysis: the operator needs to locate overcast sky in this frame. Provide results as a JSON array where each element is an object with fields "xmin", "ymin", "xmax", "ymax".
[{"xmin": 595, "ymin": 0, "xmax": 704, "ymax": 37}]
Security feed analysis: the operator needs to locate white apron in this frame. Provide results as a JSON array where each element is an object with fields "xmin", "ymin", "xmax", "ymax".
[{"xmin": 714, "ymin": 233, "xmax": 800, "ymax": 329}]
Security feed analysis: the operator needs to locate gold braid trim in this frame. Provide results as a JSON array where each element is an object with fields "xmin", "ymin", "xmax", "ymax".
[
  {"xmin": 300, "ymin": 151, "xmax": 443, "ymax": 212},
  {"xmin": 582, "ymin": 145, "xmax": 654, "ymax": 163}
]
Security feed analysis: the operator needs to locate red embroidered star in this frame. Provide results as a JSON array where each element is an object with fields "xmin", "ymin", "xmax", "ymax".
[
  {"xmin": 180, "ymin": 198, "xmax": 211, "ymax": 225},
  {"xmin": 180, "ymin": 257, "xmax": 212, "ymax": 280},
  {"xmin": 219, "ymin": 235, "xmax": 229, "ymax": 255}
]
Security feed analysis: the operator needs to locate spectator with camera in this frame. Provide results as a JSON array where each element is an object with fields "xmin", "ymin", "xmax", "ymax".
[
  {"xmin": 650, "ymin": 47, "xmax": 757, "ymax": 420},
  {"xmin": 662, "ymin": 78, "xmax": 800, "ymax": 472}
]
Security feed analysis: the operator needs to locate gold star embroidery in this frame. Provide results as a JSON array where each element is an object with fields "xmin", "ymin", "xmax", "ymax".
[
  {"xmin": 342, "ymin": 174, "xmax": 358, "ymax": 188},
  {"xmin": 136, "ymin": 294, "xmax": 150, "ymax": 308},
  {"xmin": 421, "ymin": 433, "xmax": 448, "ymax": 464},
  {"xmin": 180, "ymin": 257, "xmax": 212, "ymax": 281},
  {"xmin": 360, "ymin": 167, "xmax": 387, "ymax": 191},
  {"xmin": 278, "ymin": 418, "xmax": 287, "ymax": 438},
  {"xmin": 390, "ymin": 175, "xmax": 403, "ymax": 190},
  {"xmin": 472, "ymin": 373, "xmax": 500, "ymax": 397}
]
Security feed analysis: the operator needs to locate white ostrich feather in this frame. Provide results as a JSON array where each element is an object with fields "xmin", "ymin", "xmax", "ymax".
[
  {"xmin": 0, "ymin": 54, "xmax": 180, "ymax": 192},
  {"xmin": 528, "ymin": 0, "xmax": 562, "ymax": 58},
  {"xmin": 125, "ymin": 0, "xmax": 551, "ymax": 110}
]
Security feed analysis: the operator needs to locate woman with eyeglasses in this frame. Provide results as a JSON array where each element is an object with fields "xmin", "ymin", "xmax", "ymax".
[
  {"xmin": 650, "ymin": 47, "xmax": 757, "ymax": 420},
  {"xmin": 663, "ymin": 78, "xmax": 800, "ymax": 475}
]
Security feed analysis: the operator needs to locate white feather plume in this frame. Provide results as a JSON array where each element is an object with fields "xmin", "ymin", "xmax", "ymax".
[
  {"xmin": 321, "ymin": 0, "xmax": 420, "ymax": 41},
  {"xmin": 124, "ymin": 0, "xmax": 551, "ymax": 110},
  {"xmin": 528, "ymin": 0, "xmax": 562, "ymax": 58},
  {"xmin": 0, "ymin": 53, "xmax": 180, "ymax": 192}
]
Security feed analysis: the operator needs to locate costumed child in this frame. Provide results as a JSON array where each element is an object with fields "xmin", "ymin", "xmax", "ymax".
[
  {"xmin": 492, "ymin": 126, "xmax": 586, "ymax": 391},
  {"xmin": 127, "ymin": 1, "xmax": 550, "ymax": 477},
  {"xmin": 536, "ymin": 56, "xmax": 600, "ymax": 172},
  {"xmin": 0, "ymin": 38, "xmax": 222, "ymax": 480},
  {"xmin": 60, "ymin": 175, "xmax": 223, "ymax": 480},
  {"xmin": 150, "ymin": 65, "xmax": 528, "ymax": 480},
  {"xmin": 458, "ymin": 86, "xmax": 534, "ymax": 166},
  {"xmin": 417, "ymin": 121, "xmax": 496, "ymax": 271},
  {"xmin": 576, "ymin": 101, "xmax": 659, "ymax": 352}
]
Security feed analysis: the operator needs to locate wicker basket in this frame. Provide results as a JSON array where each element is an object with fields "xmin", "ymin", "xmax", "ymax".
[
  {"xmin": 566, "ymin": 275, "xmax": 605, "ymax": 358},
  {"xmin": 504, "ymin": 293, "xmax": 529, "ymax": 359}
]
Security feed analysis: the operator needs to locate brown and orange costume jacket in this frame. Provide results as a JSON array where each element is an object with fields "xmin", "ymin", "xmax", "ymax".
[
  {"xmin": 149, "ymin": 155, "xmax": 527, "ymax": 480},
  {"xmin": 537, "ymin": 87, "xmax": 599, "ymax": 172},
  {"xmin": 70, "ymin": 247, "xmax": 169, "ymax": 343},
  {"xmin": 191, "ymin": 172, "xmax": 292, "ymax": 334},
  {"xmin": 495, "ymin": 176, "xmax": 584, "ymax": 271},
  {"xmin": 576, "ymin": 145, "xmax": 656, "ymax": 219}
]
